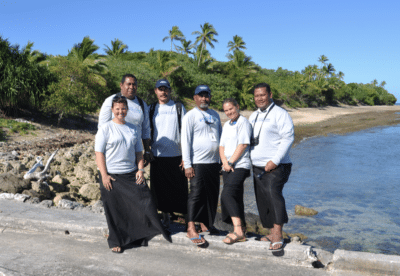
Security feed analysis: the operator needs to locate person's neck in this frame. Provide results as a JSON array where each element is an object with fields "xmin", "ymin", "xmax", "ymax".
[
  {"xmin": 121, "ymin": 92, "xmax": 135, "ymax": 100},
  {"xmin": 231, "ymin": 113, "xmax": 240, "ymax": 122},
  {"xmin": 259, "ymin": 102, "xmax": 272, "ymax": 112},
  {"xmin": 112, "ymin": 118, "xmax": 125, "ymax": 125},
  {"xmin": 158, "ymin": 99, "xmax": 170, "ymax": 105}
]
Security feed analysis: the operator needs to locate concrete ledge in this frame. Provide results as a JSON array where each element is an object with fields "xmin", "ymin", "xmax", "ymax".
[{"xmin": 331, "ymin": 249, "xmax": 400, "ymax": 275}]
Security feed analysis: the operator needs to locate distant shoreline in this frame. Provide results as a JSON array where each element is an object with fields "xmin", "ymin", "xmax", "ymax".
[{"xmin": 218, "ymin": 104, "xmax": 400, "ymax": 146}]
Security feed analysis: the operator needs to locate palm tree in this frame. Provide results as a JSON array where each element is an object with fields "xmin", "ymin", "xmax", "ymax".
[
  {"xmin": 192, "ymin": 22, "xmax": 218, "ymax": 66},
  {"xmin": 163, "ymin": 26, "xmax": 185, "ymax": 52},
  {"xmin": 337, "ymin": 71, "xmax": 344, "ymax": 80},
  {"xmin": 318, "ymin": 55, "xmax": 329, "ymax": 65},
  {"xmin": 227, "ymin": 35, "xmax": 247, "ymax": 52},
  {"xmin": 226, "ymin": 50, "xmax": 255, "ymax": 70},
  {"xmin": 68, "ymin": 36, "xmax": 99, "ymax": 63},
  {"xmin": 103, "ymin": 38, "xmax": 128, "ymax": 56},
  {"xmin": 175, "ymin": 39, "xmax": 195, "ymax": 56},
  {"xmin": 22, "ymin": 41, "xmax": 47, "ymax": 64},
  {"xmin": 145, "ymin": 51, "xmax": 180, "ymax": 78}
]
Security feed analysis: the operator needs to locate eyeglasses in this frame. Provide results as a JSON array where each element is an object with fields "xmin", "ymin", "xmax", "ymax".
[{"xmin": 113, "ymin": 95, "xmax": 127, "ymax": 101}]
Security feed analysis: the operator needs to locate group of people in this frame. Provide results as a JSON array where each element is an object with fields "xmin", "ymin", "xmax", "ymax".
[{"xmin": 94, "ymin": 74, "xmax": 294, "ymax": 254}]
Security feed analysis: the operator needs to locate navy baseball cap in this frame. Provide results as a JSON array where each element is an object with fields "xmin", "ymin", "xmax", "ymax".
[
  {"xmin": 155, "ymin": 79, "xmax": 171, "ymax": 89},
  {"xmin": 194, "ymin": 85, "xmax": 211, "ymax": 95}
]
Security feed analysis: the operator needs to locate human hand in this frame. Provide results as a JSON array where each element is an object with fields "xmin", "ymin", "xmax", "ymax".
[
  {"xmin": 179, "ymin": 160, "xmax": 184, "ymax": 170},
  {"xmin": 136, "ymin": 170, "xmax": 144, "ymax": 185},
  {"xmin": 264, "ymin": 161, "xmax": 277, "ymax": 172},
  {"xmin": 185, "ymin": 167, "xmax": 195, "ymax": 179},
  {"xmin": 102, "ymin": 174, "xmax": 116, "ymax": 191},
  {"xmin": 222, "ymin": 162, "xmax": 234, "ymax": 172}
]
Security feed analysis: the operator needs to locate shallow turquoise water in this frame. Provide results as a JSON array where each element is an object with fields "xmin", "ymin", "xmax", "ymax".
[{"xmin": 243, "ymin": 123, "xmax": 400, "ymax": 255}]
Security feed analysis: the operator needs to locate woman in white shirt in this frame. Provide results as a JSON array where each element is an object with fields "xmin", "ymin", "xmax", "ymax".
[
  {"xmin": 95, "ymin": 95, "xmax": 171, "ymax": 253},
  {"xmin": 219, "ymin": 98, "xmax": 252, "ymax": 244}
]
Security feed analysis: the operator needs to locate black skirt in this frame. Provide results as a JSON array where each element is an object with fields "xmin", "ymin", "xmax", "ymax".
[
  {"xmin": 99, "ymin": 170, "xmax": 172, "ymax": 248},
  {"xmin": 221, "ymin": 168, "xmax": 250, "ymax": 226},
  {"xmin": 253, "ymin": 164, "xmax": 292, "ymax": 229},
  {"xmin": 150, "ymin": 156, "xmax": 188, "ymax": 214},
  {"xmin": 187, "ymin": 163, "xmax": 220, "ymax": 228}
]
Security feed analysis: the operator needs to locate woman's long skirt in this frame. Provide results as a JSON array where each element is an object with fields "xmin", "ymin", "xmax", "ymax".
[
  {"xmin": 252, "ymin": 164, "xmax": 292, "ymax": 229},
  {"xmin": 187, "ymin": 163, "xmax": 220, "ymax": 228},
  {"xmin": 150, "ymin": 156, "xmax": 188, "ymax": 214},
  {"xmin": 220, "ymin": 168, "xmax": 250, "ymax": 226},
  {"xmin": 99, "ymin": 170, "xmax": 172, "ymax": 248}
]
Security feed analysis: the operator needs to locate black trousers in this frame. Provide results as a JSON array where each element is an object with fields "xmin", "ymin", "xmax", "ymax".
[
  {"xmin": 187, "ymin": 163, "xmax": 220, "ymax": 228},
  {"xmin": 253, "ymin": 164, "xmax": 292, "ymax": 229},
  {"xmin": 150, "ymin": 156, "xmax": 188, "ymax": 214},
  {"xmin": 221, "ymin": 168, "xmax": 250, "ymax": 226},
  {"xmin": 99, "ymin": 171, "xmax": 172, "ymax": 248}
]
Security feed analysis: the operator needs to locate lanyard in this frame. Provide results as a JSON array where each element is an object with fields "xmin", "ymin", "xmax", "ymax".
[{"xmin": 252, "ymin": 103, "xmax": 275, "ymax": 140}]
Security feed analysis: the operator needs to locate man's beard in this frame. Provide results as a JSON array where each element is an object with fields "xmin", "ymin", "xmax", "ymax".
[{"xmin": 200, "ymin": 103, "xmax": 209, "ymax": 109}]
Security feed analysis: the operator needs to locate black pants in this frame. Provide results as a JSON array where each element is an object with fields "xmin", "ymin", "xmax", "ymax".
[
  {"xmin": 187, "ymin": 163, "xmax": 220, "ymax": 228},
  {"xmin": 150, "ymin": 156, "xmax": 188, "ymax": 214},
  {"xmin": 221, "ymin": 168, "xmax": 250, "ymax": 226},
  {"xmin": 253, "ymin": 164, "xmax": 292, "ymax": 229}
]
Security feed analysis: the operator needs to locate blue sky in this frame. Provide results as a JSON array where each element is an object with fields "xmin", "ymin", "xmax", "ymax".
[{"xmin": 1, "ymin": 0, "xmax": 399, "ymax": 102}]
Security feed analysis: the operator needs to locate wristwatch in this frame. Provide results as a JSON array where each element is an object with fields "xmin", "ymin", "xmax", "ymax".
[
  {"xmin": 228, "ymin": 161, "xmax": 234, "ymax": 167},
  {"xmin": 138, "ymin": 169, "xmax": 145, "ymax": 172}
]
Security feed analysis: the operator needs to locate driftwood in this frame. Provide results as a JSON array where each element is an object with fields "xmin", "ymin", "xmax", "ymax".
[{"xmin": 23, "ymin": 149, "xmax": 59, "ymax": 181}]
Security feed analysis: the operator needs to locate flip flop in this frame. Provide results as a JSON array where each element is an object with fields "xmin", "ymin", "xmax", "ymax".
[
  {"xmin": 188, "ymin": 234, "xmax": 206, "ymax": 246},
  {"xmin": 269, "ymin": 239, "xmax": 284, "ymax": 252},
  {"xmin": 223, "ymin": 232, "xmax": 247, "ymax": 245},
  {"xmin": 260, "ymin": 236, "xmax": 271, "ymax": 242}
]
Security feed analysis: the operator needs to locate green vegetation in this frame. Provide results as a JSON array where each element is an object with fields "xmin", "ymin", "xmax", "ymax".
[
  {"xmin": 0, "ymin": 118, "xmax": 36, "ymax": 140},
  {"xmin": 0, "ymin": 24, "xmax": 397, "ymax": 121}
]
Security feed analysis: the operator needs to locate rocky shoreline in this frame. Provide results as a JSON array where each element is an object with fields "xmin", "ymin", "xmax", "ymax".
[{"xmin": 1, "ymin": 104, "xmax": 399, "ymax": 240}]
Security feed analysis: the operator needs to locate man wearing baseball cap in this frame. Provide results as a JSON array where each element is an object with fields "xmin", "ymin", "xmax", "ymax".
[
  {"xmin": 181, "ymin": 84, "xmax": 222, "ymax": 245},
  {"xmin": 148, "ymin": 79, "xmax": 188, "ymax": 228}
]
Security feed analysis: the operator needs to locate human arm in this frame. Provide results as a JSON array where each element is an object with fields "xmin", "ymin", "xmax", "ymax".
[
  {"xmin": 135, "ymin": 151, "xmax": 145, "ymax": 184},
  {"xmin": 270, "ymin": 111, "xmax": 295, "ymax": 167},
  {"xmin": 95, "ymin": 152, "xmax": 115, "ymax": 191},
  {"xmin": 143, "ymin": 138, "xmax": 154, "ymax": 167},
  {"xmin": 98, "ymin": 97, "xmax": 113, "ymax": 128},
  {"xmin": 181, "ymin": 113, "xmax": 195, "ymax": 179}
]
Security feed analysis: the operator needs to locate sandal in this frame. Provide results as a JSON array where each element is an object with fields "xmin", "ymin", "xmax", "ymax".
[
  {"xmin": 111, "ymin": 246, "xmax": 122, "ymax": 254},
  {"xmin": 187, "ymin": 234, "xmax": 206, "ymax": 246},
  {"xmin": 223, "ymin": 232, "xmax": 247, "ymax": 244},
  {"xmin": 269, "ymin": 239, "xmax": 285, "ymax": 252}
]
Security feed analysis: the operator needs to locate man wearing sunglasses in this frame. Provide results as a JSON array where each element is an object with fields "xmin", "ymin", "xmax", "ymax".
[
  {"xmin": 181, "ymin": 85, "xmax": 222, "ymax": 245},
  {"xmin": 98, "ymin": 74, "xmax": 153, "ymax": 165}
]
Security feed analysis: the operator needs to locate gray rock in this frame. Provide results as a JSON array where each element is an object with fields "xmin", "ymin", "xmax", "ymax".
[
  {"xmin": 0, "ymin": 173, "xmax": 31, "ymax": 193},
  {"xmin": 295, "ymin": 205, "xmax": 319, "ymax": 216},
  {"xmin": 11, "ymin": 150, "xmax": 19, "ymax": 156},
  {"xmin": 31, "ymin": 181, "xmax": 51, "ymax": 199},
  {"xmin": 25, "ymin": 197, "xmax": 40, "ymax": 204},
  {"xmin": 39, "ymin": 200, "xmax": 54, "ymax": 208},
  {"xmin": 13, "ymin": 193, "xmax": 30, "ymax": 202},
  {"xmin": 79, "ymin": 184, "xmax": 100, "ymax": 201},
  {"xmin": 57, "ymin": 199, "xmax": 84, "ymax": 210},
  {"xmin": 90, "ymin": 200, "xmax": 104, "ymax": 214},
  {"xmin": 0, "ymin": 193, "xmax": 15, "ymax": 200},
  {"xmin": 51, "ymin": 175, "xmax": 69, "ymax": 185}
]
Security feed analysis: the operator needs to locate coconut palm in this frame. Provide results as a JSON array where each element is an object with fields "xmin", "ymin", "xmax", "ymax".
[
  {"xmin": 175, "ymin": 39, "xmax": 195, "ymax": 56},
  {"xmin": 318, "ymin": 55, "xmax": 328, "ymax": 65},
  {"xmin": 227, "ymin": 35, "xmax": 247, "ymax": 52},
  {"xmin": 337, "ymin": 71, "xmax": 344, "ymax": 81},
  {"xmin": 103, "ymin": 38, "xmax": 128, "ymax": 56},
  {"xmin": 192, "ymin": 22, "xmax": 218, "ymax": 66},
  {"xmin": 22, "ymin": 41, "xmax": 47, "ymax": 64},
  {"xmin": 68, "ymin": 36, "xmax": 99, "ymax": 63},
  {"xmin": 226, "ymin": 50, "xmax": 255, "ymax": 70},
  {"xmin": 163, "ymin": 26, "xmax": 185, "ymax": 52}
]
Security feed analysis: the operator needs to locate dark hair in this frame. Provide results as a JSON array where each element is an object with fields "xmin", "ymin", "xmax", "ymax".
[
  {"xmin": 222, "ymin": 98, "xmax": 239, "ymax": 107},
  {"xmin": 112, "ymin": 95, "xmax": 128, "ymax": 109},
  {"xmin": 254, "ymin": 83, "xmax": 271, "ymax": 94},
  {"xmin": 121, "ymin": 74, "xmax": 137, "ymax": 85}
]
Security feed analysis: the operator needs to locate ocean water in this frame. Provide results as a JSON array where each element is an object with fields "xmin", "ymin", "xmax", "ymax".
[{"xmin": 243, "ymin": 122, "xmax": 400, "ymax": 255}]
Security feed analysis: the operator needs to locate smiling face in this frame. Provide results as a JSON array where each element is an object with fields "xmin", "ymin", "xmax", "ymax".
[
  {"xmin": 120, "ymin": 77, "xmax": 137, "ymax": 100},
  {"xmin": 223, "ymin": 102, "xmax": 240, "ymax": 121},
  {"xmin": 194, "ymin": 91, "xmax": 211, "ymax": 111},
  {"xmin": 111, "ymin": 102, "xmax": 128, "ymax": 124},
  {"xmin": 254, "ymin": 87, "xmax": 273, "ymax": 110},
  {"xmin": 154, "ymin": 86, "xmax": 171, "ymax": 104}
]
